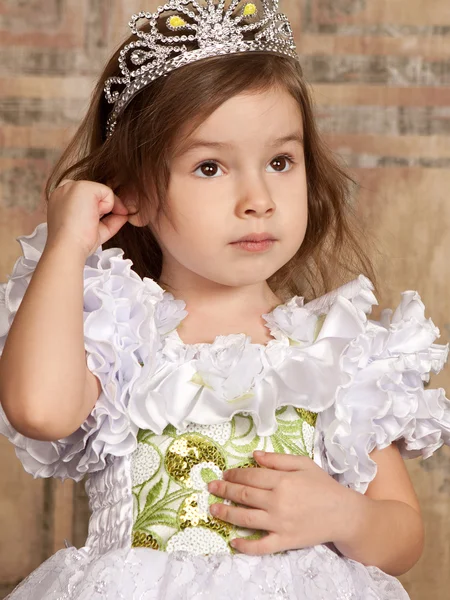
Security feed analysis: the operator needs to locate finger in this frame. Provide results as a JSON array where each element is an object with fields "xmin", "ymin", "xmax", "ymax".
[
  {"xmin": 231, "ymin": 533, "xmax": 280, "ymax": 556},
  {"xmin": 223, "ymin": 467, "xmax": 277, "ymax": 490},
  {"xmin": 210, "ymin": 503, "xmax": 269, "ymax": 531},
  {"xmin": 253, "ymin": 451, "xmax": 314, "ymax": 472},
  {"xmin": 98, "ymin": 213, "xmax": 129, "ymax": 245},
  {"xmin": 111, "ymin": 194, "xmax": 129, "ymax": 216},
  {"xmin": 96, "ymin": 184, "xmax": 126, "ymax": 218},
  {"xmin": 208, "ymin": 480, "xmax": 270, "ymax": 509},
  {"xmin": 99, "ymin": 194, "xmax": 128, "ymax": 218}
]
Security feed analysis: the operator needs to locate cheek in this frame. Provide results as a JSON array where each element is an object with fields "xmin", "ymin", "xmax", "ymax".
[
  {"xmin": 283, "ymin": 191, "xmax": 308, "ymax": 240},
  {"xmin": 155, "ymin": 206, "xmax": 221, "ymax": 260}
]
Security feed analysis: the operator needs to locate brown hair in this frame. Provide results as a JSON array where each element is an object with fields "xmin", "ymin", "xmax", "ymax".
[{"xmin": 45, "ymin": 30, "xmax": 376, "ymax": 301}]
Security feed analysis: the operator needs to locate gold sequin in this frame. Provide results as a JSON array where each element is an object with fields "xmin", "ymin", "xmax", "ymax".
[
  {"xmin": 238, "ymin": 459, "xmax": 258, "ymax": 469},
  {"xmin": 295, "ymin": 408, "xmax": 318, "ymax": 428},
  {"xmin": 179, "ymin": 494, "xmax": 232, "ymax": 537},
  {"xmin": 165, "ymin": 434, "xmax": 226, "ymax": 484},
  {"xmin": 132, "ymin": 530, "xmax": 159, "ymax": 549}
]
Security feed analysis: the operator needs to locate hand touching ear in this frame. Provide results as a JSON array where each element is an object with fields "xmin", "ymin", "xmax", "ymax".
[
  {"xmin": 48, "ymin": 180, "xmax": 129, "ymax": 257},
  {"xmin": 105, "ymin": 181, "xmax": 145, "ymax": 227}
]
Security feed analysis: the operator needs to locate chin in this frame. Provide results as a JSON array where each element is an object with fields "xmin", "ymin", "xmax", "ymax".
[{"xmin": 211, "ymin": 269, "xmax": 280, "ymax": 288}]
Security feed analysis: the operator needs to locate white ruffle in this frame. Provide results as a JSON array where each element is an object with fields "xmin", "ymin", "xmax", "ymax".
[
  {"xmin": 1, "ymin": 224, "xmax": 449, "ymax": 490},
  {"xmin": 315, "ymin": 290, "xmax": 450, "ymax": 493},
  {"xmin": 128, "ymin": 279, "xmax": 450, "ymax": 493},
  {"xmin": 126, "ymin": 278, "xmax": 382, "ymax": 437},
  {"xmin": 0, "ymin": 223, "xmax": 173, "ymax": 482},
  {"xmin": 127, "ymin": 295, "xmax": 368, "ymax": 437},
  {"xmin": 3, "ymin": 543, "xmax": 409, "ymax": 600},
  {"xmin": 263, "ymin": 274, "xmax": 378, "ymax": 343}
]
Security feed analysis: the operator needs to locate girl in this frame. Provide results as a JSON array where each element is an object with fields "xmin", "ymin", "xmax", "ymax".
[{"xmin": 0, "ymin": 1, "xmax": 449, "ymax": 598}]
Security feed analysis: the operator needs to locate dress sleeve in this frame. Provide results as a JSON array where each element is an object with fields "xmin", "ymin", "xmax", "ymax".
[
  {"xmin": 0, "ymin": 223, "xmax": 164, "ymax": 482},
  {"xmin": 314, "ymin": 289, "xmax": 450, "ymax": 494}
]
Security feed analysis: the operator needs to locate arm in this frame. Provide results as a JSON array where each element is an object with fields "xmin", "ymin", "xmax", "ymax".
[
  {"xmin": 333, "ymin": 443, "xmax": 424, "ymax": 576},
  {"xmin": 0, "ymin": 237, "xmax": 101, "ymax": 441}
]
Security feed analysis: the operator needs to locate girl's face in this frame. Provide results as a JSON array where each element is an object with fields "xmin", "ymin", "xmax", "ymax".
[{"xmin": 153, "ymin": 87, "xmax": 308, "ymax": 290}]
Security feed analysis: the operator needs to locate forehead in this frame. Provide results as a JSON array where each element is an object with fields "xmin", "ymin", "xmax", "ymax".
[{"xmin": 176, "ymin": 87, "xmax": 304, "ymax": 154}]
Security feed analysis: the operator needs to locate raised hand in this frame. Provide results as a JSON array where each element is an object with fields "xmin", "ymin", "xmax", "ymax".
[{"xmin": 46, "ymin": 179, "xmax": 130, "ymax": 259}]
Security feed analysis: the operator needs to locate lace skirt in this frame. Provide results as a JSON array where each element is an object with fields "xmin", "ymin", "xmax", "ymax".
[{"xmin": 6, "ymin": 543, "xmax": 409, "ymax": 600}]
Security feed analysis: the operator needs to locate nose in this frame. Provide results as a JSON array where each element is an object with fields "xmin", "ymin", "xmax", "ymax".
[{"xmin": 236, "ymin": 174, "xmax": 276, "ymax": 219}]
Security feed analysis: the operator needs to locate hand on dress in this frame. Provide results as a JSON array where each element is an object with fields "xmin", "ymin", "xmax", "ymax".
[{"xmin": 208, "ymin": 450, "xmax": 357, "ymax": 556}]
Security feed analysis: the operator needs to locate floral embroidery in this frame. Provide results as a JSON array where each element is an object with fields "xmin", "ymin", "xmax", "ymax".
[
  {"xmin": 131, "ymin": 406, "xmax": 317, "ymax": 554},
  {"xmin": 131, "ymin": 442, "xmax": 161, "ymax": 485}
]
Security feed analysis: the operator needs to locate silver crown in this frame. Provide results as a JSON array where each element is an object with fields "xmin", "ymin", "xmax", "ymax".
[{"xmin": 104, "ymin": 0, "xmax": 298, "ymax": 138}]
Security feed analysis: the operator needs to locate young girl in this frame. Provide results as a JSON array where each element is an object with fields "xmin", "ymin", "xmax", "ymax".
[{"xmin": 1, "ymin": 1, "xmax": 449, "ymax": 598}]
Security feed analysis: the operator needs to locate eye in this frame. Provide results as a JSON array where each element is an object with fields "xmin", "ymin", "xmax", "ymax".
[
  {"xmin": 267, "ymin": 155, "xmax": 295, "ymax": 173},
  {"xmin": 194, "ymin": 161, "xmax": 224, "ymax": 178}
]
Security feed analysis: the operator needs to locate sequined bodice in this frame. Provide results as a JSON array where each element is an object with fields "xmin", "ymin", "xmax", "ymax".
[{"xmin": 129, "ymin": 407, "xmax": 317, "ymax": 555}]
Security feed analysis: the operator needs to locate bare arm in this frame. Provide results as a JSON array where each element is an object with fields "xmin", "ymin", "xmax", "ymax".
[
  {"xmin": 334, "ymin": 443, "xmax": 424, "ymax": 576},
  {"xmin": 0, "ymin": 180, "xmax": 129, "ymax": 443},
  {"xmin": 0, "ymin": 237, "xmax": 101, "ymax": 441}
]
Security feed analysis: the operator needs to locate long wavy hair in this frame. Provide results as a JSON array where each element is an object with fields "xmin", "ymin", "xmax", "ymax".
[{"xmin": 45, "ymin": 26, "xmax": 376, "ymax": 300}]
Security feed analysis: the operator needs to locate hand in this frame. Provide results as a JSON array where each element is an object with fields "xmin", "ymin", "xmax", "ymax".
[
  {"xmin": 208, "ymin": 450, "xmax": 357, "ymax": 556},
  {"xmin": 46, "ymin": 179, "xmax": 130, "ymax": 259}
]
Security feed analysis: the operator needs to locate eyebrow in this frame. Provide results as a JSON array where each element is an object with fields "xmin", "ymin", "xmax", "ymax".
[{"xmin": 175, "ymin": 132, "xmax": 304, "ymax": 156}]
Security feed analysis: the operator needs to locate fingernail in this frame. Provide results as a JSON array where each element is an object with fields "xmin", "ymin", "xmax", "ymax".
[
  {"xmin": 210, "ymin": 505, "xmax": 219, "ymax": 516},
  {"xmin": 254, "ymin": 450, "xmax": 265, "ymax": 457},
  {"xmin": 208, "ymin": 481, "xmax": 218, "ymax": 492}
]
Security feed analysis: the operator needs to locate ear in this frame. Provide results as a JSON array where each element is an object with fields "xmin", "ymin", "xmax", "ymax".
[
  {"xmin": 123, "ymin": 197, "xmax": 147, "ymax": 228},
  {"xmin": 109, "ymin": 182, "xmax": 149, "ymax": 228}
]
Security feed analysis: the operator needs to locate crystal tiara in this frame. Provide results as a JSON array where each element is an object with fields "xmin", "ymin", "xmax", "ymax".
[{"xmin": 104, "ymin": 0, "xmax": 298, "ymax": 138}]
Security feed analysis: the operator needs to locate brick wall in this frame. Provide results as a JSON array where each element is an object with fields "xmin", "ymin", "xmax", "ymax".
[{"xmin": 0, "ymin": 2, "xmax": 449, "ymax": 598}]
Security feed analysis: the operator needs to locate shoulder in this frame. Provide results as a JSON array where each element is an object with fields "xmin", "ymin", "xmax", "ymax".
[
  {"xmin": 263, "ymin": 275, "xmax": 376, "ymax": 346},
  {"xmin": 305, "ymin": 276, "xmax": 450, "ymax": 494},
  {"xmin": 1, "ymin": 221, "xmax": 168, "ymax": 317}
]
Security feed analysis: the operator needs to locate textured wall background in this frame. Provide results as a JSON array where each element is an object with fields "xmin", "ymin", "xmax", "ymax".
[{"xmin": 1, "ymin": 1, "xmax": 449, "ymax": 598}]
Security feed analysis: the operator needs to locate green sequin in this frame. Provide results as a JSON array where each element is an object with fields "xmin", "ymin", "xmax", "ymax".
[{"xmin": 295, "ymin": 408, "xmax": 318, "ymax": 428}]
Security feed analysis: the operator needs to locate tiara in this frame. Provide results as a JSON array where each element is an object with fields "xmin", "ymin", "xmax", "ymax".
[{"xmin": 104, "ymin": 0, "xmax": 298, "ymax": 138}]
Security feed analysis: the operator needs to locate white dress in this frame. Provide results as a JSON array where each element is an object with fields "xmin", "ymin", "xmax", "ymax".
[{"xmin": 1, "ymin": 223, "xmax": 450, "ymax": 600}]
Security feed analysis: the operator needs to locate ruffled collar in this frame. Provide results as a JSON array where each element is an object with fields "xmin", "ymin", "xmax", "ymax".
[
  {"xmin": 155, "ymin": 274, "xmax": 377, "ymax": 350},
  {"xmin": 128, "ymin": 275, "xmax": 378, "ymax": 436}
]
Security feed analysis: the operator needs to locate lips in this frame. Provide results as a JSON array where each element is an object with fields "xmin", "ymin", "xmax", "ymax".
[{"xmin": 232, "ymin": 233, "xmax": 277, "ymax": 243}]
